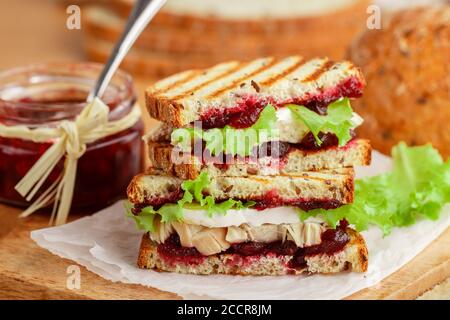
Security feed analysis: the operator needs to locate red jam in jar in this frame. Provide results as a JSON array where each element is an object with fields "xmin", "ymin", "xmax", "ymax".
[{"xmin": 0, "ymin": 63, "xmax": 144, "ymax": 210}]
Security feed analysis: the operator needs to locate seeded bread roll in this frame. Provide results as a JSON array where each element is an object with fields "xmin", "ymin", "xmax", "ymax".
[
  {"xmin": 137, "ymin": 228, "xmax": 369, "ymax": 275},
  {"xmin": 127, "ymin": 168, "xmax": 354, "ymax": 207},
  {"xmin": 349, "ymin": 6, "xmax": 450, "ymax": 158},
  {"xmin": 147, "ymin": 139, "xmax": 371, "ymax": 179}
]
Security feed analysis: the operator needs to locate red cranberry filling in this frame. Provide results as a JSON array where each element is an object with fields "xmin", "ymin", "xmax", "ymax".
[
  {"xmin": 231, "ymin": 240, "xmax": 298, "ymax": 256},
  {"xmin": 250, "ymin": 190, "xmax": 342, "ymax": 211},
  {"xmin": 199, "ymin": 76, "xmax": 364, "ymax": 130},
  {"xmin": 289, "ymin": 220, "xmax": 349, "ymax": 269},
  {"xmin": 191, "ymin": 134, "xmax": 353, "ymax": 169},
  {"xmin": 157, "ymin": 234, "xmax": 205, "ymax": 266},
  {"xmin": 155, "ymin": 220, "xmax": 350, "ymax": 270},
  {"xmin": 133, "ymin": 193, "xmax": 343, "ymax": 212}
]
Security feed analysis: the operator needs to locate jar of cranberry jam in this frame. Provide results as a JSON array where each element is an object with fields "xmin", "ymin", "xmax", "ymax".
[{"xmin": 0, "ymin": 63, "xmax": 144, "ymax": 210}]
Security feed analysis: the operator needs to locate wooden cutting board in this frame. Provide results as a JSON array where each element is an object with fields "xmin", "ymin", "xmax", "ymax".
[{"xmin": 0, "ymin": 204, "xmax": 448, "ymax": 300}]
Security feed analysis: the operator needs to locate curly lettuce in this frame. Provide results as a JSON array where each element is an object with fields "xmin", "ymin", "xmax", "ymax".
[
  {"xmin": 171, "ymin": 104, "xmax": 278, "ymax": 157},
  {"xmin": 287, "ymin": 98, "xmax": 355, "ymax": 147},
  {"xmin": 299, "ymin": 143, "xmax": 450, "ymax": 235}
]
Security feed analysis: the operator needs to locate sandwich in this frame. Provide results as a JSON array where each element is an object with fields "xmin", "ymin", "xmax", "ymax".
[{"xmin": 126, "ymin": 56, "xmax": 371, "ymax": 275}]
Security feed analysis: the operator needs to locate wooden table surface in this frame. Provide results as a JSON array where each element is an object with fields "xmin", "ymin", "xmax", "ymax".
[{"xmin": 0, "ymin": 0, "xmax": 448, "ymax": 300}]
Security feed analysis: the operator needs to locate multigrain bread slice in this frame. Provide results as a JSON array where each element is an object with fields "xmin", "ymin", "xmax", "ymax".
[
  {"xmin": 146, "ymin": 56, "xmax": 365, "ymax": 127},
  {"xmin": 127, "ymin": 168, "xmax": 354, "ymax": 208},
  {"xmin": 137, "ymin": 228, "xmax": 368, "ymax": 275},
  {"xmin": 147, "ymin": 139, "xmax": 371, "ymax": 179},
  {"xmin": 350, "ymin": 6, "xmax": 450, "ymax": 158}
]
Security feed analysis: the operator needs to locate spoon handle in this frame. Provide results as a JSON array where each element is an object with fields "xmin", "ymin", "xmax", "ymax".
[{"xmin": 89, "ymin": 0, "xmax": 167, "ymax": 100}]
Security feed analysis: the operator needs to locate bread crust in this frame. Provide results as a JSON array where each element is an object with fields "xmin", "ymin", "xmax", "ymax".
[
  {"xmin": 148, "ymin": 139, "xmax": 372, "ymax": 179},
  {"xmin": 137, "ymin": 228, "xmax": 368, "ymax": 275},
  {"xmin": 349, "ymin": 6, "xmax": 450, "ymax": 158}
]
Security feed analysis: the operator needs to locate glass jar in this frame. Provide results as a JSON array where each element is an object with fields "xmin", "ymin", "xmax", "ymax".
[{"xmin": 0, "ymin": 63, "xmax": 144, "ymax": 211}]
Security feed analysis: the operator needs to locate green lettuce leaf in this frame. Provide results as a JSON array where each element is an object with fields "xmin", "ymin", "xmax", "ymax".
[
  {"xmin": 171, "ymin": 99, "xmax": 359, "ymax": 157},
  {"xmin": 171, "ymin": 105, "xmax": 278, "ymax": 157},
  {"xmin": 125, "ymin": 172, "xmax": 255, "ymax": 232},
  {"xmin": 299, "ymin": 143, "xmax": 450, "ymax": 235},
  {"xmin": 287, "ymin": 98, "xmax": 355, "ymax": 147}
]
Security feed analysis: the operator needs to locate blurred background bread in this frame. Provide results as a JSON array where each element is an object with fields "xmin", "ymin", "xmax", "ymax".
[
  {"xmin": 81, "ymin": 0, "xmax": 370, "ymax": 77},
  {"xmin": 349, "ymin": 5, "xmax": 450, "ymax": 158}
]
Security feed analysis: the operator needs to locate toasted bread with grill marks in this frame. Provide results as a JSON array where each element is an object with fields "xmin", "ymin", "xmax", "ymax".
[
  {"xmin": 127, "ymin": 168, "xmax": 354, "ymax": 208},
  {"xmin": 146, "ymin": 56, "xmax": 365, "ymax": 127},
  {"xmin": 137, "ymin": 228, "xmax": 368, "ymax": 275}
]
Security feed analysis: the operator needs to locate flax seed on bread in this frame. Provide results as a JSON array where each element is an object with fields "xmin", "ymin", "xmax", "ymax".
[
  {"xmin": 146, "ymin": 56, "xmax": 365, "ymax": 127},
  {"xmin": 127, "ymin": 168, "xmax": 354, "ymax": 206},
  {"xmin": 137, "ymin": 228, "xmax": 368, "ymax": 275}
]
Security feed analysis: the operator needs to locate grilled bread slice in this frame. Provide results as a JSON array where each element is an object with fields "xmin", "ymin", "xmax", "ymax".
[
  {"xmin": 148, "ymin": 139, "xmax": 371, "ymax": 180},
  {"xmin": 137, "ymin": 228, "xmax": 369, "ymax": 275},
  {"xmin": 127, "ymin": 168, "xmax": 354, "ymax": 209},
  {"xmin": 146, "ymin": 56, "xmax": 365, "ymax": 127}
]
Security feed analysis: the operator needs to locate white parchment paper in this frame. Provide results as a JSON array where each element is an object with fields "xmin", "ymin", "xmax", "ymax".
[{"xmin": 31, "ymin": 151, "xmax": 450, "ymax": 299}]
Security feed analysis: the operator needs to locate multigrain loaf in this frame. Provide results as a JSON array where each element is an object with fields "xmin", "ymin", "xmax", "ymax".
[
  {"xmin": 145, "ymin": 56, "xmax": 365, "ymax": 127},
  {"xmin": 349, "ymin": 6, "xmax": 450, "ymax": 158},
  {"xmin": 137, "ymin": 228, "xmax": 368, "ymax": 275},
  {"xmin": 127, "ymin": 168, "xmax": 354, "ymax": 206},
  {"xmin": 147, "ymin": 139, "xmax": 371, "ymax": 179}
]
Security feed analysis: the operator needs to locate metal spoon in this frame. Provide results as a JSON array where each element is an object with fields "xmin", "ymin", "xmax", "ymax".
[{"xmin": 88, "ymin": 0, "xmax": 167, "ymax": 101}]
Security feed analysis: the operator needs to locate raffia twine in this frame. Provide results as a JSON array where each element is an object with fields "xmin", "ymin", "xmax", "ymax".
[{"xmin": 0, "ymin": 97, "xmax": 141, "ymax": 225}]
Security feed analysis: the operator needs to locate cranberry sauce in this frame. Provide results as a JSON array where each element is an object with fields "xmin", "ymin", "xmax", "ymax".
[
  {"xmin": 191, "ymin": 135, "xmax": 354, "ymax": 169},
  {"xmin": 249, "ymin": 189, "xmax": 342, "ymax": 211},
  {"xmin": 133, "ymin": 189, "xmax": 343, "ymax": 213},
  {"xmin": 199, "ymin": 96, "xmax": 269, "ymax": 129},
  {"xmin": 0, "ymin": 89, "xmax": 143, "ymax": 210},
  {"xmin": 198, "ymin": 76, "xmax": 364, "ymax": 130},
  {"xmin": 230, "ymin": 240, "xmax": 298, "ymax": 256},
  {"xmin": 295, "ymin": 130, "xmax": 356, "ymax": 151},
  {"xmin": 156, "ymin": 220, "xmax": 350, "ymax": 269},
  {"xmin": 157, "ymin": 234, "xmax": 206, "ymax": 266},
  {"xmin": 0, "ymin": 125, "xmax": 143, "ymax": 209},
  {"xmin": 289, "ymin": 220, "xmax": 350, "ymax": 269}
]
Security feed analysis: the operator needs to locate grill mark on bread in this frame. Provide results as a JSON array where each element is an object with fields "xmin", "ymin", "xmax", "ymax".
[
  {"xmin": 145, "ymin": 56, "xmax": 366, "ymax": 127},
  {"xmin": 302, "ymin": 60, "xmax": 335, "ymax": 83},
  {"xmin": 170, "ymin": 62, "xmax": 243, "ymax": 101},
  {"xmin": 152, "ymin": 70, "xmax": 200, "ymax": 95},
  {"xmin": 260, "ymin": 57, "xmax": 306, "ymax": 86},
  {"xmin": 207, "ymin": 58, "xmax": 278, "ymax": 98}
]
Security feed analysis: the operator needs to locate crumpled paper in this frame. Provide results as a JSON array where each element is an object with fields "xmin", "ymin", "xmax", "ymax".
[{"xmin": 31, "ymin": 151, "xmax": 450, "ymax": 299}]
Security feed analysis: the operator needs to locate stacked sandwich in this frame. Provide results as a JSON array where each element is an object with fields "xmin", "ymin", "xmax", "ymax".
[{"xmin": 126, "ymin": 56, "xmax": 371, "ymax": 275}]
